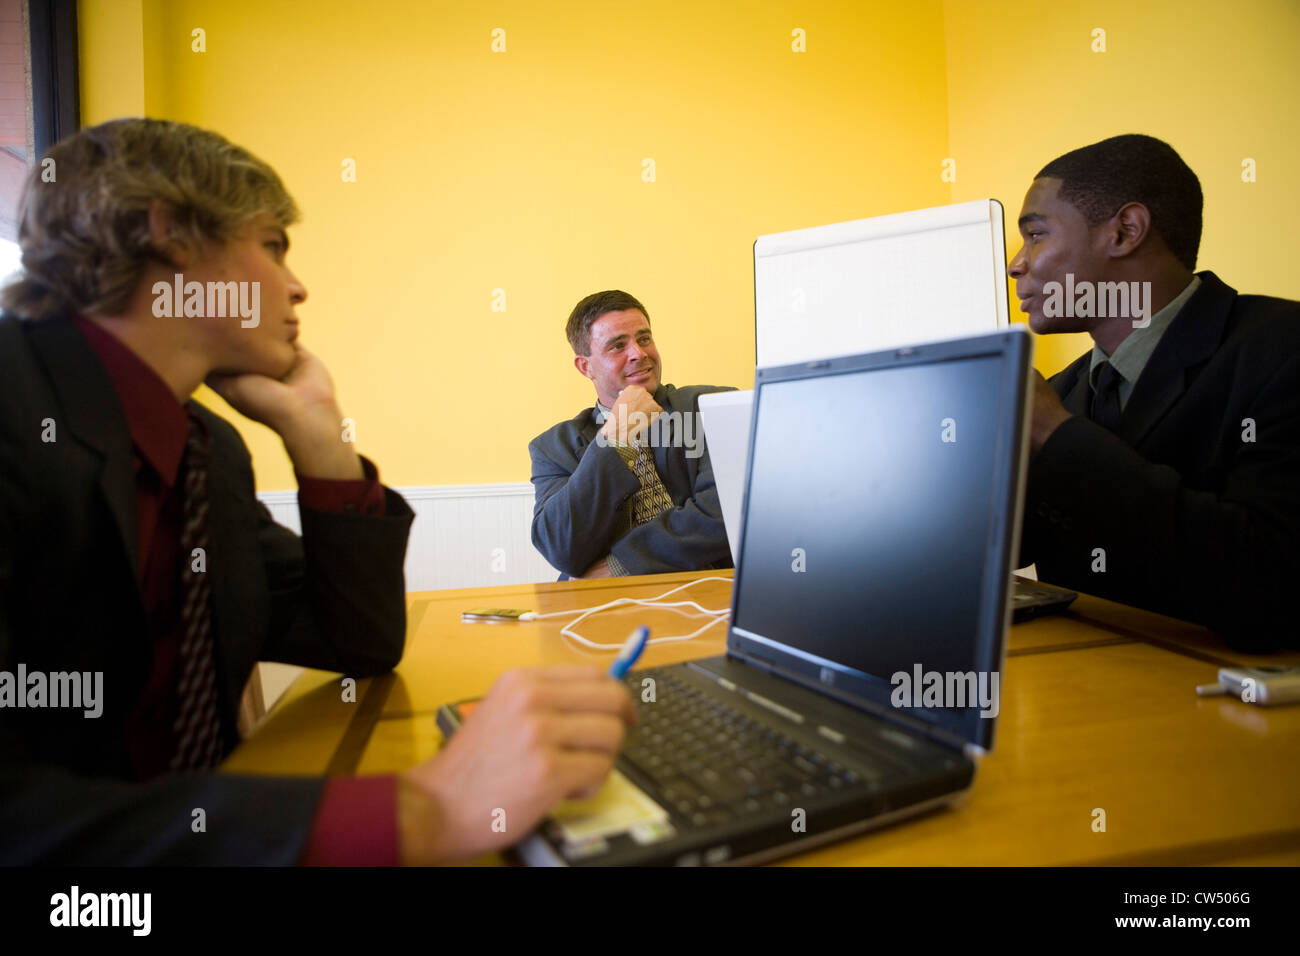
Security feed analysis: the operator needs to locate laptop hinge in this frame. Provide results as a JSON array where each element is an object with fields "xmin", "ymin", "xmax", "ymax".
[{"xmin": 720, "ymin": 647, "xmax": 977, "ymax": 756}]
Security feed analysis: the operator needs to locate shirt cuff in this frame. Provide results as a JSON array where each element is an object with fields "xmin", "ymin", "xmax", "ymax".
[
  {"xmin": 606, "ymin": 552, "xmax": 630, "ymax": 577},
  {"xmin": 611, "ymin": 442, "xmax": 637, "ymax": 470},
  {"xmin": 300, "ymin": 775, "xmax": 400, "ymax": 866},
  {"xmin": 298, "ymin": 455, "xmax": 386, "ymax": 516}
]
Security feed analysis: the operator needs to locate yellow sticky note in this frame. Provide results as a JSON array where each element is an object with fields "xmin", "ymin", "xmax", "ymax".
[{"xmin": 550, "ymin": 771, "xmax": 670, "ymax": 843}]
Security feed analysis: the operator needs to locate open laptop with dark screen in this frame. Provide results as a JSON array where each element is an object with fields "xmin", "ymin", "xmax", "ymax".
[
  {"xmin": 698, "ymin": 388, "xmax": 1076, "ymax": 619},
  {"xmin": 457, "ymin": 328, "xmax": 1034, "ymax": 865}
]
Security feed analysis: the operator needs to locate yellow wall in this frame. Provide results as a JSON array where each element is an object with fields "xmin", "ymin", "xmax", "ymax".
[
  {"xmin": 943, "ymin": 0, "xmax": 1300, "ymax": 372},
  {"xmin": 75, "ymin": 0, "xmax": 1300, "ymax": 488},
  {"xmin": 79, "ymin": 0, "xmax": 952, "ymax": 489},
  {"xmin": 76, "ymin": 0, "xmax": 144, "ymax": 120}
]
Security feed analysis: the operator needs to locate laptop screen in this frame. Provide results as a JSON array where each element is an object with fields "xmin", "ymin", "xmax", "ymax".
[{"xmin": 730, "ymin": 330, "xmax": 1029, "ymax": 750}]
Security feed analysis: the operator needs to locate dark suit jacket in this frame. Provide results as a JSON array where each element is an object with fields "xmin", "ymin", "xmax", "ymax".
[
  {"xmin": 529, "ymin": 384, "xmax": 734, "ymax": 578},
  {"xmin": 0, "ymin": 315, "xmax": 415, "ymax": 863},
  {"xmin": 1021, "ymin": 272, "xmax": 1300, "ymax": 651}
]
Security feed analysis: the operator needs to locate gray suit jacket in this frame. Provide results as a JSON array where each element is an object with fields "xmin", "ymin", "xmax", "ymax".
[
  {"xmin": 1021, "ymin": 272, "xmax": 1300, "ymax": 651},
  {"xmin": 529, "ymin": 384, "xmax": 734, "ymax": 578}
]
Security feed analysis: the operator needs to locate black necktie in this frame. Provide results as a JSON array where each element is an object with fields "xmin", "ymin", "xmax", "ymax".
[
  {"xmin": 1090, "ymin": 361, "xmax": 1124, "ymax": 433},
  {"xmin": 170, "ymin": 413, "xmax": 226, "ymax": 770}
]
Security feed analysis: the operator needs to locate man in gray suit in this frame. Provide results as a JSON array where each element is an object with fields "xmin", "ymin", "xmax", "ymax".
[{"xmin": 530, "ymin": 290, "xmax": 733, "ymax": 579}]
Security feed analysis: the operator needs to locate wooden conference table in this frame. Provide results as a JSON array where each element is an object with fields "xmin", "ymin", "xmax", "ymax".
[{"xmin": 224, "ymin": 571, "xmax": 1300, "ymax": 866}]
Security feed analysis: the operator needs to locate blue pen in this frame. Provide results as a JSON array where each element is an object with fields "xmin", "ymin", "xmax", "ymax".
[{"xmin": 609, "ymin": 626, "xmax": 650, "ymax": 679}]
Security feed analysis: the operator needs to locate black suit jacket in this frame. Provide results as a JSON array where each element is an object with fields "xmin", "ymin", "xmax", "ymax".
[
  {"xmin": 529, "ymin": 384, "xmax": 734, "ymax": 578},
  {"xmin": 0, "ymin": 315, "xmax": 415, "ymax": 863},
  {"xmin": 1021, "ymin": 272, "xmax": 1300, "ymax": 651}
]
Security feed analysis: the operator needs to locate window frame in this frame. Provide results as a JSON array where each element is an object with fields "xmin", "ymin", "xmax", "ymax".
[{"xmin": 26, "ymin": 0, "xmax": 80, "ymax": 158}]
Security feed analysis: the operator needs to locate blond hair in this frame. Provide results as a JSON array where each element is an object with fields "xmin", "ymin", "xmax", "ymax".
[{"xmin": 1, "ymin": 118, "xmax": 299, "ymax": 320}]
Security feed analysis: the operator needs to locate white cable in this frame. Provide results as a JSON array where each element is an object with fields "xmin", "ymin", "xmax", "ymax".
[
  {"xmin": 560, "ymin": 609, "xmax": 729, "ymax": 650},
  {"xmin": 522, "ymin": 575, "xmax": 732, "ymax": 619},
  {"xmin": 519, "ymin": 575, "xmax": 732, "ymax": 651}
]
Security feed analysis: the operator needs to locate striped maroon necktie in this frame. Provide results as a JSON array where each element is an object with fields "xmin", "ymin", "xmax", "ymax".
[{"xmin": 169, "ymin": 412, "xmax": 226, "ymax": 770}]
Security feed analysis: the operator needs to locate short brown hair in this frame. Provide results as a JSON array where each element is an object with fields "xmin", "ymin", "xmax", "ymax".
[
  {"xmin": 565, "ymin": 289, "xmax": 649, "ymax": 355},
  {"xmin": 1, "ymin": 118, "xmax": 299, "ymax": 321}
]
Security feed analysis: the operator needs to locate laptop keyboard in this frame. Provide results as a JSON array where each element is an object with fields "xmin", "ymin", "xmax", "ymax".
[{"xmin": 620, "ymin": 668, "xmax": 876, "ymax": 830}]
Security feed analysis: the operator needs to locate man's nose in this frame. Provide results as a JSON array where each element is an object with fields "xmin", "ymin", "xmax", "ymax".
[{"xmin": 1007, "ymin": 246, "xmax": 1027, "ymax": 279}]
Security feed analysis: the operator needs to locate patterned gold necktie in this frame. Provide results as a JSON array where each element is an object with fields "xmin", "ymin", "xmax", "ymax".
[{"xmin": 628, "ymin": 443, "xmax": 675, "ymax": 526}]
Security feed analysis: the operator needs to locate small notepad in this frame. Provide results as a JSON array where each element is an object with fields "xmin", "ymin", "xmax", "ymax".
[{"xmin": 550, "ymin": 771, "xmax": 670, "ymax": 843}]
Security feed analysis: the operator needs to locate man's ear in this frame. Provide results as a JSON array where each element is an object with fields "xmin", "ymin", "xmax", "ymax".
[
  {"xmin": 146, "ymin": 199, "xmax": 197, "ymax": 270},
  {"xmin": 574, "ymin": 353, "xmax": 592, "ymax": 380},
  {"xmin": 1106, "ymin": 201, "xmax": 1153, "ymax": 259}
]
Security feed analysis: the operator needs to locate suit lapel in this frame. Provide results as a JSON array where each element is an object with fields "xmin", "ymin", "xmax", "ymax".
[
  {"xmin": 1055, "ymin": 357, "xmax": 1092, "ymax": 417},
  {"xmin": 1119, "ymin": 272, "xmax": 1234, "ymax": 447},
  {"xmin": 27, "ymin": 317, "xmax": 141, "ymax": 574},
  {"xmin": 578, "ymin": 411, "xmax": 598, "ymax": 450}
]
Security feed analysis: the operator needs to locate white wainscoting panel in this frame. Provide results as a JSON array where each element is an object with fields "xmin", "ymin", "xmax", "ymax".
[{"xmin": 256, "ymin": 482, "xmax": 561, "ymax": 592}]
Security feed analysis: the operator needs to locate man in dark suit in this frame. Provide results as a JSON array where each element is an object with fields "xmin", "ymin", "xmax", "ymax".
[
  {"xmin": 530, "ymin": 290, "xmax": 733, "ymax": 579},
  {"xmin": 1011, "ymin": 134, "xmax": 1300, "ymax": 651},
  {"xmin": 1, "ymin": 119, "xmax": 636, "ymax": 864}
]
